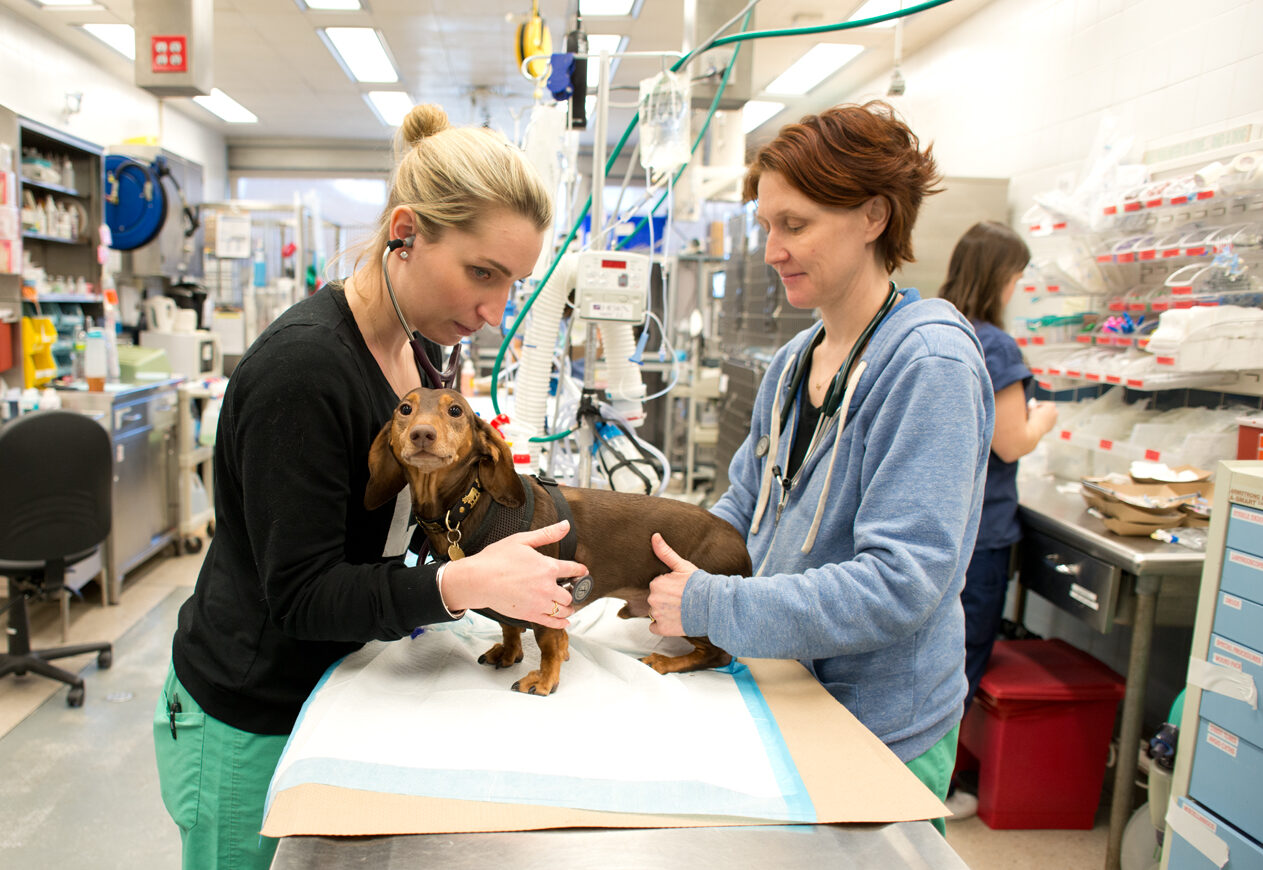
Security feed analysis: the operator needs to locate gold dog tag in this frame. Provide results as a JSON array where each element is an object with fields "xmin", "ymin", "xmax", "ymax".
[{"xmin": 448, "ymin": 541, "xmax": 465, "ymax": 560}]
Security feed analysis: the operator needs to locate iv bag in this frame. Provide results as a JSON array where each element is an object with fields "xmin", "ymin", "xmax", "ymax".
[{"xmin": 638, "ymin": 71, "xmax": 690, "ymax": 174}]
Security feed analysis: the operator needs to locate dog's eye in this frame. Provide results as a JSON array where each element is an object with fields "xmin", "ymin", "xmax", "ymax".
[
  {"xmin": 446, "ymin": 404, "xmax": 463, "ymax": 418},
  {"xmin": 397, "ymin": 403, "xmax": 412, "ymax": 416}
]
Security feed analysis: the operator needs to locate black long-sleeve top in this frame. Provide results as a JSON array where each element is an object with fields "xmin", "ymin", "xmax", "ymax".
[{"xmin": 172, "ymin": 284, "xmax": 455, "ymax": 734}]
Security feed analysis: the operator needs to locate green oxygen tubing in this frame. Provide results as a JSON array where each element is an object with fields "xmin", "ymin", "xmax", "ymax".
[{"xmin": 489, "ymin": 0, "xmax": 956, "ymax": 439}]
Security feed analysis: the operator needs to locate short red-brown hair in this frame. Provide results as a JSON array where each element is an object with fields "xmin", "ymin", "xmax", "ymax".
[{"xmin": 742, "ymin": 101, "xmax": 941, "ymax": 274}]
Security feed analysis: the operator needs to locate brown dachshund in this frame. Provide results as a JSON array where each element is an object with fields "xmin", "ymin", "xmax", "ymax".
[{"xmin": 365, "ymin": 387, "xmax": 751, "ymax": 696}]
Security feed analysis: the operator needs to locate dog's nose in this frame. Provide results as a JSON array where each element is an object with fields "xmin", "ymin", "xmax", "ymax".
[{"xmin": 408, "ymin": 423, "xmax": 437, "ymax": 448}]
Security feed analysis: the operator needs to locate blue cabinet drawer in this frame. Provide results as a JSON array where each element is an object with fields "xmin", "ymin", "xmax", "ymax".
[
  {"xmin": 1189, "ymin": 719, "xmax": 1263, "ymax": 843},
  {"xmin": 1201, "ymin": 634, "xmax": 1263, "ymax": 750},
  {"xmin": 1167, "ymin": 798, "xmax": 1263, "ymax": 870},
  {"xmin": 1227, "ymin": 504, "xmax": 1263, "ymax": 560},
  {"xmin": 1215, "ymin": 591, "xmax": 1263, "ymax": 650},
  {"xmin": 1223, "ymin": 550, "xmax": 1263, "ymax": 603}
]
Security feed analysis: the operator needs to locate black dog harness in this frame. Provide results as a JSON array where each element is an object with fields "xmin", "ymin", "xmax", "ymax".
[{"xmin": 415, "ymin": 473, "xmax": 592, "ymax": 628}]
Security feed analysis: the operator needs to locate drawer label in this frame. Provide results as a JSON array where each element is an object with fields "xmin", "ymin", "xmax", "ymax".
[
  {"xmin": 1229, "ymin": 490, "xmax": 1263, "ymax": 510},
  {"xmin": 1214, "ymin": 636, "xmax": 1263, "ymax": 666},
  {"xmin": 1223, "ymin": 594, "xmax": 1243, "ymax": 610},
  {"xmin": 1231, "ymin": 505, "xmax": 1263, "ymax": 525},
  {"xmin": 1207, "ymin": 730, "xmax": 1238, "ymax": 757},
  {"xmin": 1069, "ymin": 583, "xmax": 1100, "ymax": 610},
  {"xmin": 1181, "ymin": 801, "xmax": 1217, "ymax": 832},
  {"xmin": 1212, "ymin": 652, "xmax": 1243, "ymax": 671},
  {"xmin": 1228, "ymin": 551, "xmax": 1263, "ymax": 573}
]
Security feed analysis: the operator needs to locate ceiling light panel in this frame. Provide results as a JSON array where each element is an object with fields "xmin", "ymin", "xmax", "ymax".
[
  {"xmin": 579, "ymin": 0, "xmax": 638, "ymax": 15},
  {"xmin": 365, "ymin": 91, "xmax": 413, "ymax": 127},
  {"xmin": 585, "ymin": 34, "xmax": 626, "ymax": 88},
  {"xmin": 741, "ymin": 100, "xmax": 785, "ymax": 134},
  {"xmin": 764, "ymin": 43, "xmax": 864, "ymax": 96},
  {"xmin": 848, "ymin": 0, "xmax": 902, "ymax": 28},
  {"xmin": 298, "ymin": 0, "xmax": 363, "ymax": 8},
  {"xmin": 80, "ymin": 23, "xmax": 135, "ymax": 60},
  {"xmin": 192, "ymin": 88, "xmax": 258, "ymax": 123},
  {"xmin": 32, "ymin": 0, "xmax": 101, "ymax": 7},
  {"xmin": 320, "ymin": 27, "xmax": 399, "ymax": 83}
]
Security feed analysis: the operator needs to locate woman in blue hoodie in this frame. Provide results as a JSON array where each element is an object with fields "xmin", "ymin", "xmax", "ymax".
[{"xmin": 647, "ymin": 102, "xmax": 995, "ymax": 831}]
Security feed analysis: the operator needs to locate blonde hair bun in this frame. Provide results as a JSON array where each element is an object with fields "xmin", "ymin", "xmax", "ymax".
[{"xmin": 400, "ymin": 104, "xmax": 450, "ymax": 147}]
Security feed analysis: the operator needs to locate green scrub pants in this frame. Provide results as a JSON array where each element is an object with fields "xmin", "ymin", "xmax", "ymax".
[
  {"xmin": 153, "ymin": 664, "xmax": 289, "ymax": 870},
  {"xmin": 904, "ymin": 722, "xmax": 959, "ymax": 836}
]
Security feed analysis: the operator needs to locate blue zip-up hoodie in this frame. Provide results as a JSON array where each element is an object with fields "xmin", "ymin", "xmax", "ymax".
[{"xmin": 687, "ymin": 290, "xmax": 995, "ymax": 762}]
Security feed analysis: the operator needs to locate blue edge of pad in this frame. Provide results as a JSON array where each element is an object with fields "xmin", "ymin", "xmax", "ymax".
[{"xmin": 265, "ymin": 656, "xmax": 816, "ymax": 824}]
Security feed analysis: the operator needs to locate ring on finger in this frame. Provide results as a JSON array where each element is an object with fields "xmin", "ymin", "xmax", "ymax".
[{"xmin": 549, "ymin": 601, "xmax": 560, "ymax": 617}]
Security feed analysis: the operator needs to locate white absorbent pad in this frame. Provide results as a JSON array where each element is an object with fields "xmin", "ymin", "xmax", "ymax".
[{"xmin": 265, "ymin": 599, "xmax": 814, "ymax": 824}]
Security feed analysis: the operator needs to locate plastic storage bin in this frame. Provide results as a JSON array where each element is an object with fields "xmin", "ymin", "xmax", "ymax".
[
  {"xmin": 959, "ymin": 638, "xmax": 1126, "ymax": 829},
  {"xmin": 20, "ymin": 316, "xmax": 56, "ymax": 388}
]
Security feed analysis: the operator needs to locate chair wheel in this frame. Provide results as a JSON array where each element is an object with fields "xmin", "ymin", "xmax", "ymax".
[
  {"xmin": 182, "ymin": 536, "xmax": 203, "ymax": 554},
  {"xmin": 98, "ymin": 649, "xmax": 113, "ymax": 669},
  {"xmin": 67, "ymin": 686, "xmax": 85, "ymax": 707}
]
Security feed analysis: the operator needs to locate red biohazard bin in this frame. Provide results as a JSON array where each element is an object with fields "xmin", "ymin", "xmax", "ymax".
[{"xmin": 959, "ymin": 639, "xmax": 1125, "ymax": 830}]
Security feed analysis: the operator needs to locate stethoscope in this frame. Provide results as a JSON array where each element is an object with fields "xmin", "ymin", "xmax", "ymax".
[
  {"xmin": 777, "ymin": 280, "xmax": 901, "ymax": 434},
  {"xmin": 382, "ymin": 235, "xmax": 462, "ymax": 390}
]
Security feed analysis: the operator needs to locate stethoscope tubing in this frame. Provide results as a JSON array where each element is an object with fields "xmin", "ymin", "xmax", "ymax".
[{"xmin": 380, "ymin": 243, "xmax": 462, "ymax": 390}]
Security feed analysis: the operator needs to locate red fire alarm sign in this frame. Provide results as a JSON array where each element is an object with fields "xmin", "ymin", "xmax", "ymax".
[{"xmin": 151, "ymin": 35, "xmax": 188, "ymax": 73}]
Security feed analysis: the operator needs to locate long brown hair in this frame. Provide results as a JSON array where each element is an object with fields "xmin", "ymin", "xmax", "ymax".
[
  {"xmin": 742, "ymin": 100, "xmax": 941, "ymax": 274},
  {"xmin": 938, "ymin": 221, "xmax": 1030, "ymax": 328}
]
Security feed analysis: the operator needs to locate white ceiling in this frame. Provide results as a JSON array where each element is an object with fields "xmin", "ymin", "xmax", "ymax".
[{"xmin": 1, "ymin": 0, "xmax": 993, "ymax": 154}]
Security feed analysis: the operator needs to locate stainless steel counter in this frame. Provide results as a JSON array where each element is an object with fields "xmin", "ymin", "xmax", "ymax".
[
  {"xmin": 271, "ymin": 821, "xmax": 967, "ymax": 870},
  {"xmin": 1017, "ymin": 473, "xmax": 1205, "ymax": 870}
]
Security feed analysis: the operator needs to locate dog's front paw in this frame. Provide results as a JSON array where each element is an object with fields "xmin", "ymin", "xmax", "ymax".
[
  {"xmin": 511, "ymin": 671, "xmax": 559, "ymax": 696},
  {"xmin": 478, "ymin": 643, "xmax": 524, "ymax": 669}
]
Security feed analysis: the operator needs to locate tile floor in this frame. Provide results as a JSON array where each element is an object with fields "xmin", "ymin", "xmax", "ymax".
[{"xmin": 0, "ymin": 544, "xmax": 1125, "ymax": 869}]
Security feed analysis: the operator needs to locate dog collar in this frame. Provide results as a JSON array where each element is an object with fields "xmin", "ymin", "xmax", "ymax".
[{"xmin": 418, "ymin": 481, "xmax": 482, "ymax": 531}]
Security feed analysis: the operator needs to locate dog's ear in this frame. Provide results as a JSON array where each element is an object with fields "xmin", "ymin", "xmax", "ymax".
[
  {"xmin": 473, "ymin": 414, "xmax": 525, "ymax": 507},
  {"xmin": 364, "ymin": 419, "xmax": 407, "ymax": 510}
]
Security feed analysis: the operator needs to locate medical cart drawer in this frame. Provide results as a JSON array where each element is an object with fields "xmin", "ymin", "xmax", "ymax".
[
  {"xmin": 1200, "ymin": 634, "xmax": 1263, "ymax": 749},
  {"xmin": 1166, "ymin": 798, "xmax": 1263, "ymax": 870},
  {"xmin": 1227, "ymin": 504, "xmax": 1263, "ymax": 559},
  {"xmin": 1019, "ymin": 527, "xmax": 1122, "ymax": 633},
  {"xmin": 1222, "ymin": 549, "xmax": 1263, "ymax": 603},
  {"xmin": 1213, "ymin": 590, "xmax": 1263, "ymax": 651},
  {"xmin": 1188, "ymin": 719, "xmax": 1263, "ymax": 843}
]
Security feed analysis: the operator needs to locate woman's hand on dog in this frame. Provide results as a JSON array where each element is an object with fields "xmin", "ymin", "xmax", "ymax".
[
  {"xmin": 647, "ymin": 533, "xmax": 693, "ymax": 637},
  {"xmin": 439, "ymin": 520, "xmax": 585, "ymax": 628}
]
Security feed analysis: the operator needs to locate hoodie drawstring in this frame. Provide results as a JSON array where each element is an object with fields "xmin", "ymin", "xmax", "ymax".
[{"xmin": 750, "ymin": 362, "xmax": 794, "ymax": 536}]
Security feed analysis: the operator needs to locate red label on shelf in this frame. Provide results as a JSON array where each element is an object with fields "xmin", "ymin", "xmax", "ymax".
[
  {"xmin": 1196, "ymin": 190, "xmax": 1214, "ymax": 200},
  {"xmin": 1128, "ymin": 303, "xmax": 1146, "ymax": 312},
  {"xmin": 1145, "ymin": 449, "xmax": 1161, "ymax": 461},
  {"xmin": 1048, "ymin": 368, "xmax": 1062, "ymax": 375},
  {"xmin": 1031, "ymin": 366, "xmax": 1044, "ymax": 374},
  {"xmin": 1169, "ymin": 195, "xmax": 1188, "ymax": 205},
  {"xmin": 1115, "ymin": 336, "xmax": 1132, "ymax": 346},
  {"xmin": 1053, "ymin": 222, "xmax": 1067, "ymax": 230},
  {"xmin": 1139, "ymin": 249, "xmax": 1156, "ymax": 260},
  {"xmin": 1104, "ymin": 205, "xmax": 1118, "ymax": 215},
  {"xmin": 1172, "ymin": 285, "xmax": 1192, "ymax": 295},
  {"xmin": 1097, "ymin": 255, "xmax": 1113, "ymax": 263},
  {"xmin": 1106, "ymin": 375, "xmax": 1122, "ymax": 384},
  {"xmin": 1152, "ymin": 302, "xmax": 1169, "ymax": 311},
  {"xmin": 1016, "ymin": 336, "xmax": 1028, "ymax": 346},
  {"xmin": 1145, "ymin": 199, "xmax": 1163, "ymax": 208},
  {"xmin": 1138, "ymin": 338, "xmax": 1149, "ymax": 348},
  {"xmin": 1086, "ymin": 373, "xmax": 1101, "ymax": 381},
  {"xmin": 1033, "ymin": 336, "xmax": 1045, "ymax": 345},
  {"xmin": 1099, "ymin": 439, "xmax": 1113, "ymax": 450},
  {"xmin": 1127, "ymin": 378, "xmax": 1144, "ymax": 387},
  {"xmin": 1108, "ymin": 301, "xmax": 1125, "ymax": 311},
  {"xmin": 1060, "ymin": 430, "xmax": 1072, "ymax": 441},
  {"xmin": 1156, "ymin": 356, "xmax": 1176, "ymax": 365},
  {"xmin": 1123, "ymin": 202, "xmax": 1142, "ymax": 212},
  {"xmin": 1197, "ymin": 300, "xmax": 1220, "ymax": 307},
  {"xmin": 1118, "ymin": 252, "xmax": 1136, "ymax": 262},
  {"xmin": 1175, "ymin": 300, "xmax": 1194, "ymax": 309},
  {"xmin": 1162, "ymin": 248, "xmax": 1181, "ymax": 258},
  {"xmin": 1066, "ymin": 369, "xmax": 1081, "ymax": 377},
  {"xmin": 1186, "ymin": 246, "xmax": 1207, "ymax": 256},
  {"xmin": 1047, "ymin": 284, "xmax": 1061, "ymax": 292},
  {"xmin": 1077, "ymin": 334, "xmax": 1093, "ymax": 343},
  {"xmin": 1023, "ymin": 284, "xmax": 1037, "ymax": 293}
]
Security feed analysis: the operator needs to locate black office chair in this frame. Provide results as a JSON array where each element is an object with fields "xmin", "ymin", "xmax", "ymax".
[{"xmin": 0, "ymin": 409, "xmax": 113, "ymax": 707}]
